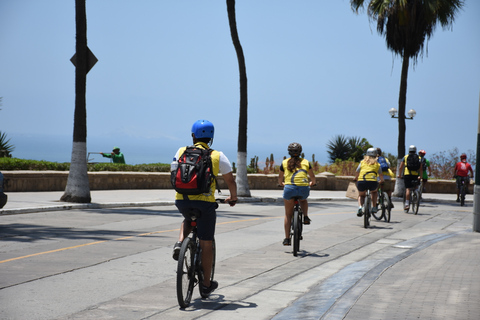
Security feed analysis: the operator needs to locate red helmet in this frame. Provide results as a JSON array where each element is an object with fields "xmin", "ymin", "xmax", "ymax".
[
  {"xmin": 460, "ymin": 153, "xmax": 467, "ymax": 160},
  {"xmin": 419, "ymin": 150, "xmax": 426, "ymax": 156}
]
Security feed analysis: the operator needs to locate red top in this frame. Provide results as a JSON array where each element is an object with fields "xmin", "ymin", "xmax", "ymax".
[{"xmin": 454, "ymin": 161, "xmax": 473, "ymax": 177}]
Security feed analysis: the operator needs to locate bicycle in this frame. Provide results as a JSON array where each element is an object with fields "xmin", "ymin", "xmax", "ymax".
[
  {"xmin": 362, "ymin": 189, "xmax": 372, "ymax": 228},
  {"xmin": 458, "ymin": 177, "xmax": 467, "ymax": 206},
  {"xmin": 403, "ymin": 179, "xmax": 420, "ymax": 215},
  {"xmin": 176, "ymin": 209, "xmax": 216, "ymax": 309},
  {"xmin": 291, "ymin": 196, "xmax": 303, "ymax": 257},
  {"xmin": 373, "ymin": 184, "xmax": 391, "ymax": 222}
]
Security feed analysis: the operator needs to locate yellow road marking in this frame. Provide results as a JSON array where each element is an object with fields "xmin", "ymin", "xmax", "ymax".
[{"xmin": 0, "ymin": 211, "xmax": 351, "ymax": 264}]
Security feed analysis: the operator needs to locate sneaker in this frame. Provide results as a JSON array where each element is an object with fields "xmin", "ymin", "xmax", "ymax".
[
  {"xmin": 283, "ymin": 238, "xmax": 291, "ymax": 246},
  {"xmin": 372, "ymin": 207, "xmax": 378, "ymax": 214},
  {"xmin": 357, "ymin": 208, "xmax": 363, "ymax": 217},
  {"xmin": 303, "ymin": 216, "xmax": 311, "ymax": 225},
  {"xmin": 404, "ymin": 205, "xmax": 410, "ymax": 211},
  {"xmin": 172, "ymin": 241, "xmax": 182, "ymax": 261},
  {"xmin": 200, "ymin": 280, "xmax": 218, "ymax": 297},
  {"xmin": 456, "ymin": 198, "xmax": 460, "ymax": 203}
]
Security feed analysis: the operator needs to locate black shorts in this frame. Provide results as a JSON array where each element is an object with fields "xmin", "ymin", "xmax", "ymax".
[
  {"xmin": 175, "ymin": 200, "xmax": 218, "ymax": 241},
  {"xmin": 404, "ymin": 175, "xmax": 419, "ymax": 189},
  {"xmin": 357, "ymin": 181, "xmax": 378, "ymax": 192}
]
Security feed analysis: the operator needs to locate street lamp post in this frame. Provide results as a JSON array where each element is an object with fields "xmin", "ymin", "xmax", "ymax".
[
  {"xmin": 390, "ymin": 107, "xmax": 417, "ymax": 197},
  {"xmin": 389, "ymin": 108, "xmax": 417, "ymax": 120}
]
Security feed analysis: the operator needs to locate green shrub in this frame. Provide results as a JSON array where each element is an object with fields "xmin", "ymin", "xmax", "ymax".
[{"xmin": 0, "ymin": 158, "xmax": 170, "ymax": 172}]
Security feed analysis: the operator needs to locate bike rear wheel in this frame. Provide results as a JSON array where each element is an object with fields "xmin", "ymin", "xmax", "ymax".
[
  {"xmin": 176, "ymin": 238, "xmax": 195, "ymax": 308},
  {"xmin": 363, "ymin": 196, "xmax": 371, "ymax": 228},
  {"xmin": 412, "ymin": 191, "xmax": 419, "ymax": 215},
  {"xmin": 383, "ymin": 193, "xmax": 391, "ymax": 222},
  {"xmin": 292, "ymin": 208, "xmax": 301, "ymax": 256},
  {"xmin": 460, "ymin": 184, "xmax": 466, "ymax": 206},
  {"xmin": 373, "ymin": 192, "xmax": 384, "ymax": 220}
]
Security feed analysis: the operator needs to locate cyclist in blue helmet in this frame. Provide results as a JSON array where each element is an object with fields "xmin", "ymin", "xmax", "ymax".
[{"xmin": 172, "ymin": 119, "xmax": 237, "ymax": 297}]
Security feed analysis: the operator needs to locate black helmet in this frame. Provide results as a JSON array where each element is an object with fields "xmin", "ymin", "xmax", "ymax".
[{"xmin": 288, "ymin": 142, "xmax": 302, "ymax": 157}]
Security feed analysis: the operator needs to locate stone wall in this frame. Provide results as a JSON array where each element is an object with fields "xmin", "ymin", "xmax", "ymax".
[{"xmin": 1, "ymin": 171, "xmax": 465, "ymax": 194}]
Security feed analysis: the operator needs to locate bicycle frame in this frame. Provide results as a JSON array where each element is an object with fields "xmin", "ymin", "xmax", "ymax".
[{"xmin": 291, "ymin": 198, "xmax": 303, "ymax": 257}]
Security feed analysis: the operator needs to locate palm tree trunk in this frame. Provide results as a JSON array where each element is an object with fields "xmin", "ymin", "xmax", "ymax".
[
  {"xmin": 61, "ymin": 0, "xmax": 91, "ymax": 203},
  {"xmin": 393, "ymin": 55, "xmax": 409, "ymax": 197},
  {"xmin": 226, "ymin": 0, "xmax": 250, "ymax": 197}
]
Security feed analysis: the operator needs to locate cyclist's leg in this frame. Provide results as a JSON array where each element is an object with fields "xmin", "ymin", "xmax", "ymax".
[
  {"xmin": 297, "ymin": 186, "xmax": 311, "ymax": 223},
  {"xmin": 192, "ymin": 201, "xmax": 217, "ymax": 289},
  {"xmin": 284, "ymin": 198, "xmax": 294, "ymax": 239},
  {"xmin": 199, "ymin": 240, "xmax": 214, "ymax": 287},
  {"xmin": 456, "ymin": 176, "xmax": 462, "ymax": 201}
]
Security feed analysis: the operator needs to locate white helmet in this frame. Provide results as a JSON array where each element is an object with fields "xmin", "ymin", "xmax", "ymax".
[
  {"xmin": 366, "ymin": 147, "xmax": 377, "ymax": 157},
  {"xmin": 409, "ymin": 145, "xmax": 417, "ymax": 153}
]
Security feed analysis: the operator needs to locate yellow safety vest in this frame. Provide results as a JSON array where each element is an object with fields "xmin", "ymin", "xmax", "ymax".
[
  {"xmin": 358, "ymin": 161, "xmax": 380, "ymax": 182},
  {"xmin": 282, "ymin": 158, "xmax": 310, "ymax": 186}
]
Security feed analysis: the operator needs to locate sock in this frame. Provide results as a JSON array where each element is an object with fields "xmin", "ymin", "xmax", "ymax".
[{"xmin": 405, "ymin": 200, "xmax": 410, "ymax": 206}]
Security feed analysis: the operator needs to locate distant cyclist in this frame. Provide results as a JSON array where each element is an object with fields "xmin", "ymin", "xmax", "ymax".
[
  {"xmin": 454, "ymin": 153, "xmax": 474, "ymax": 202},
  {"xmin": 354, "ymin": 148, "xmax": 384, "ymax": 217},
  {"xmin": 398, "ymin": 145, "xmax": 423, "ymax": 211},
  {"xmin": 278, "ymin": 142, "xmax": 316, "ymax": 246},
  {"xmin": 376, "ymin": 148, "xmax": 394, "ymax": 208},
  {"xmin": 419, "ymin": 150, "xmax": 431, "ymax": 192}
]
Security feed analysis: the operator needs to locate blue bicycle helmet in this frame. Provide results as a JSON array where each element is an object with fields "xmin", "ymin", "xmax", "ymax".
[{"xmin": 191, "ymin": 120, "xmax": 214, "ymax": 139}]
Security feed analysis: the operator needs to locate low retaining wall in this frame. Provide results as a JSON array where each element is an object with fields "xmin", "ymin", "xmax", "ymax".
[{"xmin": 1, "ymin": 171, "xmax": 465, "ymax": 194}]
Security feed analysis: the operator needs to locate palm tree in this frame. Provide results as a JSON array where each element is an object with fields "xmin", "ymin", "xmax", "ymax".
[
  {"xmin": 351, "ymin": 0, "xmax": 464, "ymax": 195},
  {"xmin": 61, "ymin": 0, "xmax": 91, "ymax": 203},
  {"xmin": 326, "ymin": 135, "xmax": 350, "ymax": 162},
  {"xmin": 0, "ymin": 131, "xmax": 15, "ymax": 157},
  {"xmin": 226, "ymin": 0, "xmax": 251, "ymax": 197}
]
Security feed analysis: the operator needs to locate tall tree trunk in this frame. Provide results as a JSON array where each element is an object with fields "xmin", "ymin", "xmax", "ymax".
[
  {"xmin": 61, "ymin": 0, "xmax": 91, "ymax": 203},
  {"xmin": 227, "ymin": 0, "xmax": 250, "ymax": 197},
  {"xmin": 393, "ymin": 55, "xmax": 409, "ymax": 197}
]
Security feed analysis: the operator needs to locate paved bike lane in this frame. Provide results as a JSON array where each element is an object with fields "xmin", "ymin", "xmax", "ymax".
[{"xmin": 1, "ymin": 190, "xmax": 479, "ymax": 319}]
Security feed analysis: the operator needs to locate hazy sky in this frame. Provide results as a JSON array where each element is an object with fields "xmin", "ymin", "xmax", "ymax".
[{"xmin": 1, "ymin": 0, "xmax": 479, "ymax": 166}]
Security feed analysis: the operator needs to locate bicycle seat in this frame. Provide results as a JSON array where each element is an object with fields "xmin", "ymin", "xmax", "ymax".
[{"xmin": 184, "ymin": 208, "xmax": 202, "ymax": 220}]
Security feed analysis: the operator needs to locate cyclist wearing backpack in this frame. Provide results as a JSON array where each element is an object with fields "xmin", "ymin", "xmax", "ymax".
[
  {"xmin": 398, "ymin": 145, "xmax": 423, "ymax": 211},
  {"xmin": 353, "ymin": 147, "xmax": 384, "ymax": 217},
  {"xmin": 278, "ymin": 142, "xmax": 316, "ymax": 246},
  {"xmin": 171, "ymin": 120, "xmax": 238, "ymax": 297},
  {"xmin": 454, "ymin": 153, "xmax": 474, "ymax": 202},
  {"xmin": 376, "ymin": 148, "xmax": 394, "ymax": 208}
]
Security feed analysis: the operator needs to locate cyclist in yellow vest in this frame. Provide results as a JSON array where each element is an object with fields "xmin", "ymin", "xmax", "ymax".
[
  {"xmin": 172, "ymin": 120, "xmax": 238, "ymax": 297},
  {"xmin": 398, "ymin": 145, "xmax": 423, "ymax": 211},
  {"xmin": 354, "ymin": 148, "xmax": 384, "ymax": 217},
  {"xmin": 278, "ymin": 142, "xmax": 316, "ymax": 246}
]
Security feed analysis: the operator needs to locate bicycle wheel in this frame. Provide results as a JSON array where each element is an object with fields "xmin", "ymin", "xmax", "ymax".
[
  {"xmin": 383, "ymin": 193, "xmax": 391, "ymax": 222},
  {"xmin": 293, "ymin": 208, "xmax": 300, "ymax": 256},
  {"xmin": 176, "ymin": 237, "xmax": 195, "ymax": 308},
  {"xmin": 363, "ymin": 196, "xmax": 370, "ymax": 228},
  {"xmin": 372, "ymin": 192, "xmax": 383, "ymax": 220},
  {"xmin": 198, "ymin": 238, "xmax": 216, "ymax": 299},
  {"xmin": 411, "ymin": 191, "xmax": 419, "ymax": 215},
  {"xmin": 460, "ymin": 184, "xmax": 466, "ymax": 206}
]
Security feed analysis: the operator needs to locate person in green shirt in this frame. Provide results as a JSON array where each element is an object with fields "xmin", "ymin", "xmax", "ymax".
[{"xmin": 101, "ymin": 146, "xmax": 125, "ymax": 164}]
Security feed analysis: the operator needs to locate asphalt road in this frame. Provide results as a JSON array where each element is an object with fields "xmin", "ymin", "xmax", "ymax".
[{"xmin": 0, "ymin": 199, "xmax": 475, "ymax": 320}]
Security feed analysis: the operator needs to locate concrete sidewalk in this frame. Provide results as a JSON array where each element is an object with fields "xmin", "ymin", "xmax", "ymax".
[{"xmin": 0, "ymin": 189, "xmax": 470, "ymax": 215}]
